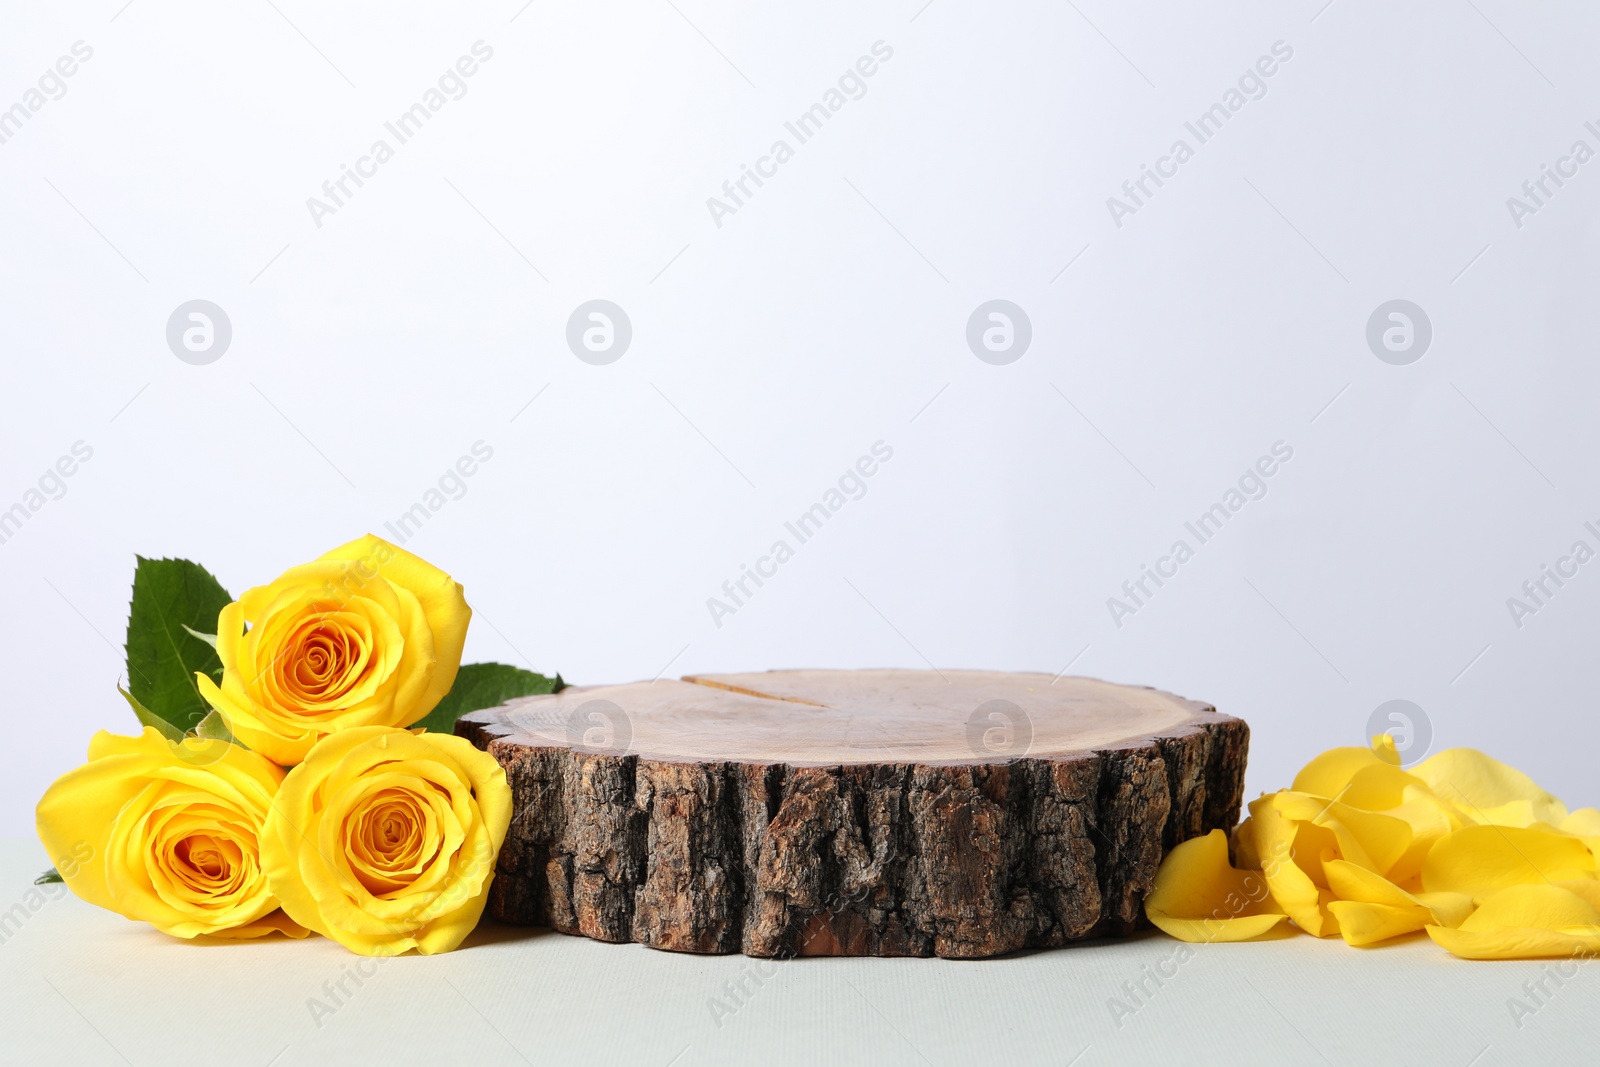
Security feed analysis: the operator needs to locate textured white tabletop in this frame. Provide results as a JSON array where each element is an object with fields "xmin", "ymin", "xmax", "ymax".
[{"xmin": 0, "ymin": 837, "xmax": 1592, "ymax": 1066}]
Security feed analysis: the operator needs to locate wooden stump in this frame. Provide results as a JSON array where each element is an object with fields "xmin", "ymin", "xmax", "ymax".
[{"xmin": 455, "ymin": 669, "xmax": 1247, "ymax": 959}]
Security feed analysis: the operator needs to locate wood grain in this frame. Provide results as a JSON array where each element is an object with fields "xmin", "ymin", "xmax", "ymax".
[{"xmin": 456, "ymin": 669, "xmax": 1248, "ymax": 959}]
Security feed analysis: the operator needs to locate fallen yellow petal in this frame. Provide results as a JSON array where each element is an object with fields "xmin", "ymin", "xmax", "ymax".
[
  {"xmin": 1427, "ymin": 883, "xmax": 1600, "ymax": 959},
  {"xmin": 1327, "ymin": 900, "xmax": 1432, "ymax": 946},
  {"xmin": 1382, "ymin": 791, "xmax": 1467, "ymax": 888},
  {"xmin": 1428, "ymin": 925, "xmax": 1600, "ymax": 959},
  {"xmin": 1250, "ymin": 793, "xmax": 1340, "ymax": 937},
  {"xmin": 1561, "ymin": 808, "xmax": 1600, "ymax": 836},
  {"xmin": 1411, "ymin": 748, "xmax": 1568, "ymax": 827},
  {"xmin": 1422, "ymin": 824, "xmax": 1596, "ymax": 901},
  {"xmin": 1232, "ymin": 816, "xmax": 1262, "ymax": 871},
  {"xmin": 1412, "ymin": 892, "xmax": 1476, "ymax": 929},
  {"xmin": 1559, "ymin": 807, "xmax": 1600, "ymax": 859},
  {"xmin": 1323, "ymin": 859, "xmax": 1416, "ymax": 908},
  {"xmin": 1147, "ymin": 740, "xmax": 1596, "ymax": 962},
  {"xmin": 1294, "ymin": 740, "xmax": 1420, "ymax": 812},
  {"xmin": 1465, "ymin": 881, "xmax": 1600, "ymax": 930},
  {"xmin": 1292, "ymin": 746, "xmax": 1387, "ymax": 799},
  {"xmin": 1557, "ymin": 879, "xmax": 1600, "ymax": 911},
  {"xmin": 1274, "ymin": 792, "xmax": 1413, "ymax": 878},
  {"xmin": 1321, "ymin": 860, "xmax": 1474, "ymax": 945},
  {"xmin": 1145, "ymin": 830, "xmax": 1288, "ymax": 943}
]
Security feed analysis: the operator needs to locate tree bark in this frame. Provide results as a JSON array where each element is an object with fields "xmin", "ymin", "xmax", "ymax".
[{"xmin": 456, "ymin": 669, "xmax": 1247, "ymax": 959}]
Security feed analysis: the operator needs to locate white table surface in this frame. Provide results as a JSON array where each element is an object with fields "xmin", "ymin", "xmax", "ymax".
[{"xmin": 1, "ymin": 836, "xmax": 1593, "ymax": 1067}]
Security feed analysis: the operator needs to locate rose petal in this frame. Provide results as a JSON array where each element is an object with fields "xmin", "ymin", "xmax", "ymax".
[
  {"xmin": 1326, "ymin": 900, "xmax": 1432, "ymax": 946},
  {"xmin": 318, "ymin": 535, "xmax": 471, "ymax": 713},
  {"xmin": 1422, "ymin": 824, "xmax": 1596, "ymax": 901},
  {"xmin": 1250, "ymin": 793, "xmax": 1340, "ymax": 937},
  {"xmin": 1323, "ymin": 859, "xmax": 1418, "ymax": 908},
  {"xmin": 1427, "ymin": 925, "xmax": 1600, "ymax": 959},
  {"xmin": 1558, "ymin": 808, "xmax": 1600, "ymax": 860},
  {"xmin": 1462, "ymin": 882, "xmax": 1600, "ymax": 931},
  {"xmin": 1232, "ymin": 816, "xmax": 1262, "ymax": 871},
  {"xmin": 1410, "ymin": 748, "xmax": 1568, "ymax": 827},
  {"xmin": 1293, "ymin": 739, "xmax": 1415, "ymax": 810},
  {"xmin": 1144, "ymin": 830, "xmax": 1288, "ymax": 943},
  {"xmin": 1427, "ymin": 883, "xmax": 1600, "ymax": 959},
  {"xmin": 1322, "ymin": 859, "xmax": 1474, "ymax": 944},
  {"xmin": 1274, "ymin": 792, "xmax": 1413, "ymax": 878},
  {"xmin": 205, "ymin": 909, "xmax": 311, "ymax": 939},
  {"xmin": 1561, "ymin": 808, "xmax": 1600, "ymax": 836},
  {"xmin": 1381, "ymin": 791, "xmax": 1466, "ymax": 888},
  {"xmin": 1292, "ymin": 746, "xmax": 1385, "ymax": 799}
]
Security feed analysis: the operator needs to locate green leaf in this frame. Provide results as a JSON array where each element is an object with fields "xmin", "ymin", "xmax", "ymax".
[
  {"xmin": 125, "ymin": 557, "xmax": 232, "ymax": 736},
  {"xmin": 192, "ymin": 708, "xmax": 237, "ymax": 746},
  {"xmin": 119, "ymin": 684, "xmax": 185, "ymax": 745},
  {"xmin": 412, "ymin": 663, "xmax": 565, "ymax": 736},
  {"xmin": 181, "ymin": 624, "xmax": 218, "ymax": 649},
  {"xmin": 35, "ymin": 868, "xmax": 63, "ymax": 885}
]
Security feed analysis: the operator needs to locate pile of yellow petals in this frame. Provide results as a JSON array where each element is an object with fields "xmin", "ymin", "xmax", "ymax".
[{"xmin": 1145, "ymin": 736, "xmax": 1600, "ymax": 959}]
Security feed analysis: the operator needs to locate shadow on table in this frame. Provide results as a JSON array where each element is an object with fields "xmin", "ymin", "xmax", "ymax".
[
  {"xmin": 459, "ymin": 918, "xmax": 560, "ymax": 950},
  {"xmin": 176, "ymin": 918, "xmax": 559, "ymax": 953},
  {"xmin": 455, "ymin": 923, "xmax": 1307, "ymax": 960}
]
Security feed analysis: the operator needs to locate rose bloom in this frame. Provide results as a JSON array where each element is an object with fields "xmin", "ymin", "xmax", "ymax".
[
  {"xmin": 262, "ymin": 726, "xmax": 511, "ymax": 956},
  {"xmin": 197, "ymin": 534, "xmax": 471, "ymax": 765},
  {"xmin": 36, "ymin": 727, "xmax": 305, "ymax": 939}
]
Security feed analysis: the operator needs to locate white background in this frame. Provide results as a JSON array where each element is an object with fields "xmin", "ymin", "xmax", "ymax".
[{"xmin": 4, "ymin": 0, "xmax": 1599, "ymax": 841}]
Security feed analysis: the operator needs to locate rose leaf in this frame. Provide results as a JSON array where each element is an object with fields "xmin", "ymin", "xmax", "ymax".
[
  {"xmin": 125, "ymin": 557, "xmax": 232, "ymax": 736},
  {"xmin": 413, "ymin": 662, "xmax": 566, "ymax": 736}
]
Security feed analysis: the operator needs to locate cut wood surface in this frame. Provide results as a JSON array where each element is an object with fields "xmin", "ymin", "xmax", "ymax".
[{"xmin": 456, "ymin": 669, "xmax": 1248, "ymax": 959}]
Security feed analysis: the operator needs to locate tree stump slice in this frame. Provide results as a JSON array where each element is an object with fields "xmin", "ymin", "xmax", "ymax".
[{"xmin": 455, "ymin": 669, "xmax": 1247, "ymax": 959}]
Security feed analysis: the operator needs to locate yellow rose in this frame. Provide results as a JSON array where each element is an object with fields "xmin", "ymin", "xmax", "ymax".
[
  {"xmin": 35, "ymin": 727, "xmax": 305, "ymax": 940},
  {"xmin": 261, "ymin": 726, "xmax": 511, "ymax": 956},
  {"xmin": 197, "ymin": 534, "xmax": 471, "ymax": 765}
]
